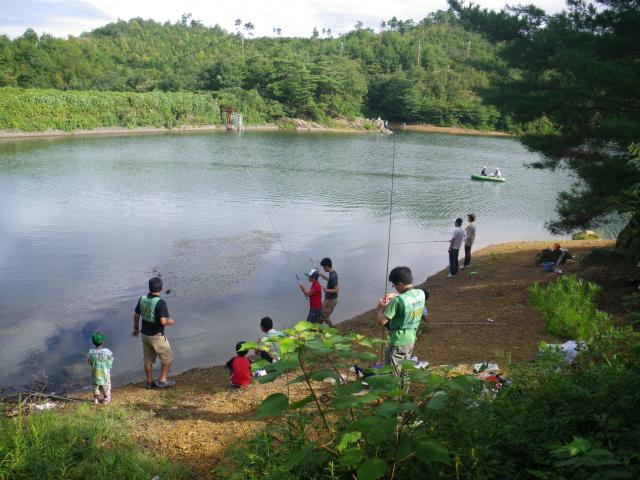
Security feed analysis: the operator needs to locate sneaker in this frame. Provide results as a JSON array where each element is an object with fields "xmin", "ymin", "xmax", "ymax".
[
  {"xmin": 447, "ymin": 273, "xmax": 457, "ymax": 278},
  {"xmin": 93, "ymin": 397, "xmax": 100, "ymax": 405},
  {"xmin": 154, "ymin": 379, "xmax": 176, "ymax": 389},
  {"xmin": 145, "ymin": 381, "xmax": 156, "ymax": 389},
  {"xmin": 103, "ymin": 396, "xmax": 112, "ymax": 404},
  {"xmin": 460, "ymin": 265, "xmax": 466, "ymax": 269}
]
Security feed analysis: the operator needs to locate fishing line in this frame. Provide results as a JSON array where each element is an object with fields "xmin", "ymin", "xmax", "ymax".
[
  {"xmin": 244, "ymin": 168, "xmax": 304, "ymax": 293},
  {"xmin": 379, "ymin": 133, "xmax": 397, "ymax": 362}
]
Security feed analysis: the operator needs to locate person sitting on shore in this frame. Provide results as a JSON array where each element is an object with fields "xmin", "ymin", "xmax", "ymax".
[
  {"xmin": 226, "ymin": 342, "xmax": 252, "ymax": 388},
  {"xmin": 258, "ymin": 316, "xmax": 283, "ymax": 363},
  {"xmin": 299, "ymin": 269, "xmax": 322, "ymax": 323}
]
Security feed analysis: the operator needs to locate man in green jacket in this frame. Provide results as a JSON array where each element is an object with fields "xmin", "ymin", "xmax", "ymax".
[{"xmin": 376, "ymin": 266, "xmax": 425, "ymax": 377}]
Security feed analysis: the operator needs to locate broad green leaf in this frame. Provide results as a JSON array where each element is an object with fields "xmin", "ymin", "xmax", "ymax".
[
  {"xmin": 336, "ymin": 380, "xmax": 365, "ymax": 395},
  {"xmin": 416, "ymin": 438, "xmax": 451, "ymax": 466},
  {"xmin": 310, "ymin": 368, "xmax": 338, "ymax": 382},
  {"xmin": 250, "ymin": 359, "xmax": 269, "ymax": 371},
  {"xmin": 358, "ymin": 338, "xmax": 374, "ymax": 348},
  {"xmin": 290, "ymin": 394, "xmax": 315, "ymax": 409},
  {"xmin": 376, "ymin": 400, "xmax": 400, "ymax": 417},
  {"xmin": 332, "ymin": 396, "xmax": 361, "ymax": 410},
  {"xmin": 366, "ymin": 374, "xmax": 398, "ymax": 391},
  {"xmin": 255, "ymin": 393, "xmax": 289, "ymax": 419},
  {"xmin": 294, "ymin": 320, "xmax": 315, "ymax": 332},
  {"xmin": 239, "ymin": 341, "xmax": 259, "ymax": 351},
  {"xmin": 356, "ymin": 392, "xmax": 384, "ymax": 404},
  {"xmin": 257, "ymin": 372, "xmax": 282, "ymax": 384},
  {"xmin": 357, "ymin": 457, "xmax": 387, "ymax": 480},
  {"xmin": 339, "ymin": 448, "xmax": 365, "ymax": 468},
  {"xmin": 426, "ymin": 391, "xmax": 448, "ymax": 410},
  {"xmin": 449, "ymin": 375, "xmax": 478, "ymax": 396},
  {"xmin": 359, "ymin": 352, "xmax": 378, "ymax": 362},
  {"xmin": 279, "ymin": 337, "xmax": 298, "ymax": 355},
  {"xmin": 409, "ymin": 368, "xmax": 431, "ymax": 384},
  {"xmin": 337, "ymin": 431, "xmax": 361, "ymax": 452}
]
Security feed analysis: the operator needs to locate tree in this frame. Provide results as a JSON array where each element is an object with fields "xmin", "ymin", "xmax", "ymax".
[{"xmin": 449, "ymin": 0, "xmax": 640, "ymax": 246}]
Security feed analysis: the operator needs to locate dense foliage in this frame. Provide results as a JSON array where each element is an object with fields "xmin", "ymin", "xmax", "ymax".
[
  {"xmin": 215, "ymin": 313, "xmax": 640, "ymax": 479},
  {"xmin": 448, "ymin": 0, "xmax": 640, "ymax": 245},
  {"xmin": 0, "ymin": 87, "xmax": 222, "ymax": 130},
  {"xmin": 0, "ymin": 13, "xmax": 509, "ymax": 129}
]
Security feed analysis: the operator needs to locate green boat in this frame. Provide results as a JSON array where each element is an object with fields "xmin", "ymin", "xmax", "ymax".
[{"xmin": 471, "ymin": 174, "xmax": 506, "ymax": 183}]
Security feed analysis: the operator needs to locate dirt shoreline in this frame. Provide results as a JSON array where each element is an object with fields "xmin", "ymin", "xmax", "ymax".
[
  {"xmin": 0, "ymin": 122, "xmax": 511, "ymax": 140},
  {"xmin": 79, "ymin": 239, "xmax": 614, "ymax": 478},
  {"xmin": 394, "ymin": 123, "xmax": 514, "ymax": 137}
]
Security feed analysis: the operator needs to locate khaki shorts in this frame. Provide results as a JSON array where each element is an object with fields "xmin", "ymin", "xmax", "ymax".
[
  {"xmin": 142, "ymin": 333, "xmax": 173, "ymax": 365},
  {"xmin": 320, "ymin": 298, "xmax": 338, "ymax": 323}
]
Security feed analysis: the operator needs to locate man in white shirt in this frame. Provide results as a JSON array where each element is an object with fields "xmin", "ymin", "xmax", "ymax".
[
  {"xmin": 462, "ymin": 213, "xmax": 476, "ymax": 269},
  {"xmin": 448, "ymin": 218, "xmax": 465, "ymax": 277}
]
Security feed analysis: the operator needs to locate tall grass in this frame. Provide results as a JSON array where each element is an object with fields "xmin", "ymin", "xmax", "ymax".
[
  {"xmin": 529, "ymin": 275, "xmax": 612, "ymax": 339},
  {"xmin": 0, "ymin": 403, "xmax": 189, "ymax": 480}
]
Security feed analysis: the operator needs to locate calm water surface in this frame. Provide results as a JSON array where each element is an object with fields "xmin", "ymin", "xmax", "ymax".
[{"xmin": 0, "ymin": 131, "xmax": 575, "ymax": 389}]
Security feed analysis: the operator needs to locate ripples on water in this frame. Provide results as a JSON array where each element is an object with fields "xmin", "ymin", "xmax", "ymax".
[{"xmin": 0, "ymin": 131, "xmax": 605, "ymax": 389}]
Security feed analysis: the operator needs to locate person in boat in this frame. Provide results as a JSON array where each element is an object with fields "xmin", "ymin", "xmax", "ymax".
[
  {"xmin": 480, "ymin": 166, "xmax": 487, "ymax": 176},
  {"xmin": 493, "ymin": 167, "xmax": 502, "ymax": 178}
]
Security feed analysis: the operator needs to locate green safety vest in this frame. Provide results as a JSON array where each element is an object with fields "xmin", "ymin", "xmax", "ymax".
[{"xmin": 139, "ymin": 295, "xmax": 162, "ymax": 323}]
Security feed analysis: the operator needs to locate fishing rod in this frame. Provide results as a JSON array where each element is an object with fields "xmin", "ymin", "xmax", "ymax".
[
  {"xmin": 243, "ymin": 168, "xmax": 306, "ymax": 297},
  {"xmin": 379, "ymin": 133, "xmax": 397, "ymax": 362}
]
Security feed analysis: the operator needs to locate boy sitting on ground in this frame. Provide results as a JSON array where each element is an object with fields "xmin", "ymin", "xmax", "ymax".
[
  {"xmin": 258, "ymin": 316, "xmax": 283, "ymax": 363},
  {"xmin": 226, "ymin": 342, "xmax": 251, "ymax": 388}
]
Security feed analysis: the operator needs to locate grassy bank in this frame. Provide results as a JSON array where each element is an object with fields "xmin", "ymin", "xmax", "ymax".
[{"xmin": 0, "ymin": 404, "xmax": 190, "ymax": 480}]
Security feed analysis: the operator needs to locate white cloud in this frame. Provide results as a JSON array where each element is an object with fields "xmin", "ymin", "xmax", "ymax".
[{"xmin": 2, "ymin": 0, "xmax": 569, "ymax": 38}]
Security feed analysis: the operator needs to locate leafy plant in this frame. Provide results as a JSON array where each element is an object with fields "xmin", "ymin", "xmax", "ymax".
[
  {"xmin": 529, "ymin": 275, "xmax": 612, "ymax": 339},
  {"xmin": 216, "ymin": 321, "xmax": 480, "ymax": 479}
]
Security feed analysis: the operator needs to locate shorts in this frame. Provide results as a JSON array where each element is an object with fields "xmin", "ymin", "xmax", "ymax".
[
  {"xmin": 93, "ymin": 378, "xmax": 111, "ymax": 398},
  {"xmin": 320, "ymin": 298, "xmax": 338, "ymax": 323},
  {"xmin": 142, "ymin": 333, "xmax": 173, "ymax": 365},
  {"xmin": 307, "ymin": 308, "xmax": 322, "ymax": 324},
  {"xmin": 385, "ymin": 343, "xmax": 414, "ymax": 377}
]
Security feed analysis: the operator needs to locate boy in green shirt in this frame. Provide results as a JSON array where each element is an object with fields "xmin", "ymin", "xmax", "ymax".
[
  {"xmin": 87, "ymin": 331, "xmax": 114, "ymax": 404},
  {"xmin": 376, "ymin": 266, "xmax": 425, "ymax": 377}
]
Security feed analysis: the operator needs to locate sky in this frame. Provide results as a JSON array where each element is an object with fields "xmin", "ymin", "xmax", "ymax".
[{"xmin": 1, "ymin": 0, "xmax": 569, "ymax": 39}]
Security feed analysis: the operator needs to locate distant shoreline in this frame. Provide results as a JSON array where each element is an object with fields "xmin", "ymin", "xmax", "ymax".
[{"xmin": 0, "ymin": 122, "xmax": 512, "ymax": 140}]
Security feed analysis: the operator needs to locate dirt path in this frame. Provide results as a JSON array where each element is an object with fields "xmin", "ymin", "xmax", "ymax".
[{"xmin": 92, "ymin": 239, "xmax": 615, "ymax": 478}]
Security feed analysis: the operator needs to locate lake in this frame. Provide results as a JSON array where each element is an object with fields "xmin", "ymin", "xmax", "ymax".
[{"xmin": 0, "ymin": 130, "xmax": 575, "ymax": 390}]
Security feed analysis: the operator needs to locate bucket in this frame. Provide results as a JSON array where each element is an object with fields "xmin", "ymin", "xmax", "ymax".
[{"xmin": 542, "ymin": 261, "xmax": 555, "ymax": 272}]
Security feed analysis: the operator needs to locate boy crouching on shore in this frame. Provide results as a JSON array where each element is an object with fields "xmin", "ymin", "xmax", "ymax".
[
  {"xmin": 87, "ymin": 331, "xmax": 114, "ymax": 404},
  {"xmin": 226, "ymin": 342, "xmax": 251, "ymax": 388}
]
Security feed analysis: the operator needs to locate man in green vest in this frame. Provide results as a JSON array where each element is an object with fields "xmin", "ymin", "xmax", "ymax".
[
  {"xmin": 132, "ymin": 277, "xmax": 175, "ymax": 388},
  {"xmin": 376, "ymin": 266, "xmax": 425, "ymax": 377}
]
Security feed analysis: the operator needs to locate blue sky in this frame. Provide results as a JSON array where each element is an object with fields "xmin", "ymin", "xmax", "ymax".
[{"xmin": 1, "ymin": 0, "xmax": 569, "ymax": 38}]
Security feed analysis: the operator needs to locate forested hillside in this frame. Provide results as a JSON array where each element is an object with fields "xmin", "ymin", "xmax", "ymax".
[{"xmin": 0, "ymin": 12, "xmax": 512, "ymax": 130}]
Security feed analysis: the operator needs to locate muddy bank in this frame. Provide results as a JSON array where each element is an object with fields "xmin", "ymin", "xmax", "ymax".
[{"xmin": 394, "ymin": 123, "xmax": 513, "ymax": 137}]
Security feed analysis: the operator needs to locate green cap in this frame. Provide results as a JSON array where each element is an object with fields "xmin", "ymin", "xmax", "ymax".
[{"xmin": 91, "ymin": 331, "xmax": 105, "ymax": 346}]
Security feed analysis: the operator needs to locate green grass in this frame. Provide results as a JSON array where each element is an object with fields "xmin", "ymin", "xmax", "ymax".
[
  {"xmin": 0, "ymin": 403, "xmax": 190, "ymax": 480},
  {"xmin": 529, "ymin": 275, "xmax": 612, "ymax": 339}
]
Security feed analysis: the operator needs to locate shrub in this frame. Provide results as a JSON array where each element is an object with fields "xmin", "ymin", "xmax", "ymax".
[{"xmin": 529, "ymin": 275, "xmax": 612, "ymax": 339}]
